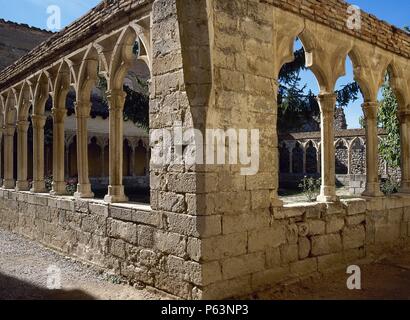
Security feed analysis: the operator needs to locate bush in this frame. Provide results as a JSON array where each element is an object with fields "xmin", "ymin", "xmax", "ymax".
[
  {"xmin": 66, "ymin": 177, "xmax": 78, "ymax": 196},
  {"xmin": 298, "ymin": 176, "xmax": 321, "ymax": 202},
  {"xmin": 381, "ymin": 176, "xmax": 400, "ymax": 196}
]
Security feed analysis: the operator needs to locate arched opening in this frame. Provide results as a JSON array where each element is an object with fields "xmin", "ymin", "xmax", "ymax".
[
  {"xmin": 350, "ymin": 138, "xmax": 365, "ymax": 174},
  {"xmin": 292, "ymin": 142, "xmax": 304, "ymax": 174},
  {"xmin": 68, "ymin": 137, "xmax": 77, "ymax": 178},
  {"xmin": 335, "ymin": 140, "xmax": 348, "ymax": 174},
  {"xmin": 279, "ymin": 142, "xmax": 290, "ymax": 174},
  {"xmin": 134, "ymin": 140, "xmax": 147, "ymax": 176},
  {"xmin": 88, "ymin": 137, "xmax": 102, "ymax": 177},
  {"xmin": 123, "ymin": 139, "xmax": 132, "ymax": 177},
  {"xmin": 305, "ymin": 141, "xmax": 318, "ymax": 174}
]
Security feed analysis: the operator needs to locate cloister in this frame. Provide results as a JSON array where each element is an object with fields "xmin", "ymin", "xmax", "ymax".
[{"xmin": 0, "ymin": 0, "xmax": 410, "ymax": 300}]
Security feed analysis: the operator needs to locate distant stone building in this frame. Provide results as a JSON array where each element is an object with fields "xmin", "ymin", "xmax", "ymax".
[{"xmin": 0, "ymin": 20, "xmax": 53, "ymax": 71}]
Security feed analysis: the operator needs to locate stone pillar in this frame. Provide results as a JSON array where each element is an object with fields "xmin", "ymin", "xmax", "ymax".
[
  {"xmin": 74, "ymin": 101, "xmax": 94, "ymax": 198},
  {"xmin": 398, "ymin": 110, "xmax": 410, "ymax": 193},
  {"xmin": 316, "ymin": 147, "xmax": 321, "ymax": 174},
  {"xmin": 31, "ymin": 115, "xmax": 47, "ymax": 193},
  {"xmin": 51, "ymin": 108, "xmax": 67, "ymax": 195},
  {"xmin": 362, "ymin": 102, "xmax": 383, "ymax": 197},
  {"xmin": 104, "ymin": 90, "xmax": 128, "ymax": 203},
  {"xmin": 271, "ymin": 80, "xmax": 283, "ymax": 206},
  {"xmin": 317, "ymin": 93, "xmax": 338, "ymax": 202},
  {"xmin": 16, "ymin": 120, "xmax": 30, "ymax": 191},
  {"xmin": 2, "ymin": 126, "xmax": 15, "ymax": 189}
]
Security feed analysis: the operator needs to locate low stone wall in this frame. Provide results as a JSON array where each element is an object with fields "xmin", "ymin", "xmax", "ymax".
[
  {"xmin": 201, "ymin": 195, "xmax": 410, "ymax": 299},
  {"xmin": 0, "ymin": 189, "xmax": 200, "ymax": 299},
  {"xmin": 0, "ymin": 190, "xmax": 410, "ymax": 299}
]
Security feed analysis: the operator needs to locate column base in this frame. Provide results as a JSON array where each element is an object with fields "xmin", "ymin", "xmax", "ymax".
[
  {"xmin": 3, "ymin": 179, "xmax": 15, "ymax": 190},
  {"xmin": 51, "ymin": 181, "xmax": 68, "ymax": 196},
  {"xmin": 104, "ymin": 185, "xmax": 128, "ymax": 203},
  {"xmin": 399, "ymin": 181, "xmax": 410, "ymax": 194},
  {"xmin": 16, "ymin": 180, "xmax": 30, "ymax": 191},
  {"xmin": 74, "ymin": 183, "xmax": 94, "ymax": 199},
  {"xmin": 317, "ymin": 186, "xmax": 339, "ymax": 203},
  {"xmin": 30, "ymin": 180, "xmax": 47, "ymax": 193},
  {"xmin": 362, "ymin": 182, "xmax": 384, "ymax": 197}
]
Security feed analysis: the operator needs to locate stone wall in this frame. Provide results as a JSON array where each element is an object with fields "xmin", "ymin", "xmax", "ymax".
[
  {"xmin": 1, "ymin": 189, "xmax": 409, "ymax": 299},
  {"xmin": 0, "ymin": 190, "xmax": 201, "ymax": 299}
]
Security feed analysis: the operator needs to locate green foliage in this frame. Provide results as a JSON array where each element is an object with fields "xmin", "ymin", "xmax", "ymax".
[
  {"xmin": 278, "ymin": 46, "xmax": 360, "ymax": 132},
  {"xmin": 378, "ymin": 79, "xmax": 401, "ymax": 168},
  {"xmin": 45, "ymin": 175, "xmax": 53, "ymax": 192},
  {"xmin": 298, "ymin": 176, "xmax": 321, "ymax": 202},
  {"xmin": 381, "ymin": 175, "xmax": 400, "ymax": 195},
  {"xmin": 66, "ymin": 177, "xmax": 78, "ymax": 196}
]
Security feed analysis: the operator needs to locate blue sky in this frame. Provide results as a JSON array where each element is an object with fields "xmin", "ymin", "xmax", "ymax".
[{"xmin": 0, "ymin": 0, "xmax": 409, "ymax": 128}]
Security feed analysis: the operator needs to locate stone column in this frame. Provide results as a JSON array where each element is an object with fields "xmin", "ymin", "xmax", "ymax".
[
  {"xmin": 270, "ymin": 80, "xmax": 283, "ymax": 206},
  {"xmin": 104, "ymin": 90, "xmax": 128, "ymax": 203},
  {"xmin": 316, "ymin": 147, "xmax": 321, "ymax": 174},
  {"xmin": 398, "ymin": 110, "xmax": 410, "ymax": 193},
  {"xmin": 74, "ymin": 101, "xmax": 93, "ymax": 198},
  {"xmin": 16, "ymin": 120, "xmax": 30, "ymax": 191},
  {"xmin": 2, "ymin": 126, "xmax": 15, "ymax": 189},
  {"xmin": 317, "ymin": 93, "xmax": 338, "ymax": 202},
  {"xmin": 65, "ymin": 145, "xmax": 69, "ymax": 178},
  {"xmin": 30, "ymin": 115, "xmax": 47, "ymax": 193},
  {"xmin": 362, "ymin": 102, "xmax": 383, "ymax": 197},
  {"xmin": 51, "ymin": 108, "xmax": 67, "ymax": 195},
  {"xmin": 347, "ymin": 144, "xmax": 352, "ymax": 175}
]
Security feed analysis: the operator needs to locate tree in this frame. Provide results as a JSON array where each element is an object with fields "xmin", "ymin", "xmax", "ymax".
[
  {"xmin": 378, "ymin": 77, "xmax": 401, "ymax": 168},
  {"xmin": 278, "ymin": 46, "xmax": 360, "ymax": 132}
]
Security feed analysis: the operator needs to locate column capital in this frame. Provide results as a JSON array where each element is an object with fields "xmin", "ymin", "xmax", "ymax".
[
  {"xmin": 362, "ymin": 102, "xmax": 378, "ymax": 120},
  {"xmin": 52, "ymin": 107, "xmax": 67, "ymax": 123},
  {"xmin": 31, "ymin": 114, "xmax": 47, "ymax": 128},
  {"xmin": 317, "ymin": 93, "xmax": 337, "ymax": 115},
  {"xmin": 107, "ymin": 89, "xmax": 126, "ymax": 111},
  {"xmin": 17, "ymin": 120, "xmax": 30, "ymax": 132},
  {"xmin": 4, "ymin": 125, "xmax": 15, "ymax": 136},
  {"xmin": 74, "ymin": 101, "xmax": 92, "ymax": 118}
]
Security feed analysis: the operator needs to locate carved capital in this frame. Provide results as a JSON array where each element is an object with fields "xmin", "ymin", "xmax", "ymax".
[
  {"xmin": 317, "ymin": 93, "xmax": 337, "ymax": 116},
  {"xmin": 107, "ymin": 89, "xmax": 126, "ymax": 112},
  {"xmin": 17, "ymin": 120, "xmax": 30, "ymax": 133},
  {"xmin": 31, "ymin": 115, "xmax": 47, "ymax": 128},
  {"xmin": 74, "ymin": 101, "xmax": 92, "ymax": 118},
  {"xmin": 4, "ymin": 125, "xmax": 15, "ymax": 136},
  {"xmin": 52, "ymin": 107, "xmax": 67, "ymax": 123},
  {"xmin": 362, "ymin": 102, "xmax": 378, "ymax": 121}
]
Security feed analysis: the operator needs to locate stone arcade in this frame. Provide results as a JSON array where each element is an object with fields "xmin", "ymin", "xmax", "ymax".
[{"xmin": 0, "ymin": 0, "xmax": 410, "ymax": 300}]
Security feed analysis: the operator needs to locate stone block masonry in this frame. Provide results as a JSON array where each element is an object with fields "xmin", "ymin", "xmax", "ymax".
[
  {"xmin": 1, "ymin": 0, "xmax": 410, "ymax": 300},
  {"xmin": 1, "ymin": 190, "xmax": 410, "ymax": 299}
]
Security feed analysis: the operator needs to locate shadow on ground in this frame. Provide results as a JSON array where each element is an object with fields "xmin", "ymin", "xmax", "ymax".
[{"xmin": 0, "ymin": 272, "xmax": 95, "ymax": 300}]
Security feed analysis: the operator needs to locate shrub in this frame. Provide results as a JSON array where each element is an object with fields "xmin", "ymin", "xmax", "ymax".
[
  {"xmin": 298, "ymin": 176, "xmax": 321, "ymax": 202},
  {"xmin": 66, "ymin": 177, "xmax": 78, "ymax": 196},
  {"xmin": 381, "ymin": 175, "xmax": 400, "ymax": 196}
]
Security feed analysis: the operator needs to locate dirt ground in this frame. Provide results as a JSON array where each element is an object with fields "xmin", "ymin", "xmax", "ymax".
[
  {"xmin": 0, "ymin": 228, "xmax": 170, "ymax": 300},
  {"xmin": 249, "ymin": 252, "xmax": 410, "ymax": 300},
  {"xmin": 1, "ymin": 228, "xmax": 410, "ymax": 300}
]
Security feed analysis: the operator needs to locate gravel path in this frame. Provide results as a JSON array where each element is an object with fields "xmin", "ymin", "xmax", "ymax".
[{"xmin": 0, "ymin": 228, "xmax": 169, "ymax": 300}]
